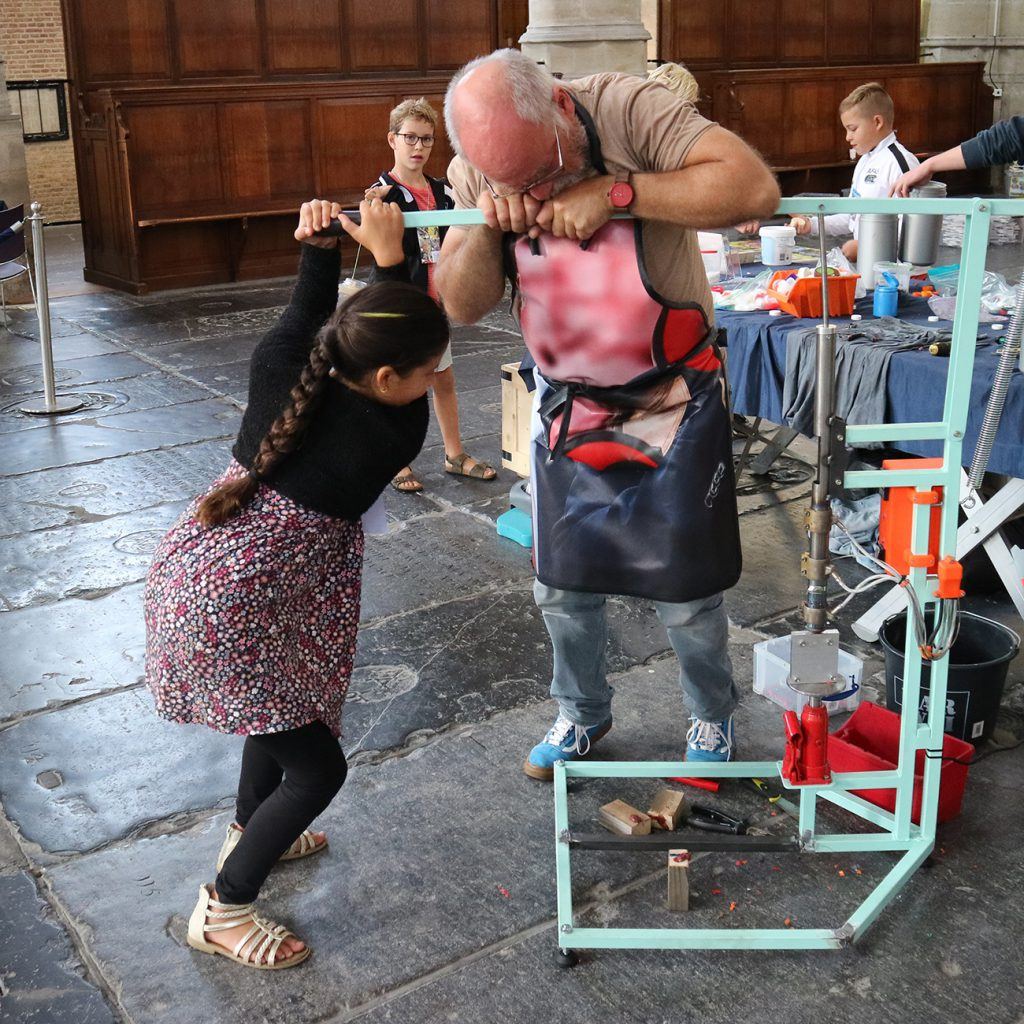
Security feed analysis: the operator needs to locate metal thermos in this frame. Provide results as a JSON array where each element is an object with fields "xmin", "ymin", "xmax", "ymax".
[
  {"xmin": 856, "ymin": 214, "xmax": 899, "ymax": 289},
  {"xmin": 898, "ymin": 181, "xmax": 947, "ymax": 266}
]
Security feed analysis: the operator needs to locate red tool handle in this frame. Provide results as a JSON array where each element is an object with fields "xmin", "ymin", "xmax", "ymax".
[{"xmin": 667, "ymin": 776, "xmax": 721, "ymax": 793}]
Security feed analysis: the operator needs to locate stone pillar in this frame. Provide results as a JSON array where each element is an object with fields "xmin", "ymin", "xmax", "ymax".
[
  {"xmin": 0, "ymin": 56, "xmax": 30, "ymax": 209},
  {"xmin": 0, "ymin": 55, "xmax": 34, "ymax": 303},
  {"xmin": 519, "ymin": 0, "xmax": 651, "ymax": 80},
  {"xmin": 922, "ymin": 0, "xmax": 1024, "ymax": 145}
]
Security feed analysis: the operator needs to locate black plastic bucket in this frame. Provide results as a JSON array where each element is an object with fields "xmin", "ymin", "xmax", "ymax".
[{"xmin": 879, "ymin": 610, "xmax": 1019, "ymax": 742}]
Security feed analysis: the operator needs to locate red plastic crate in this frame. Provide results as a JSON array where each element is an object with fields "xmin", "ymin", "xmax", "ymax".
[{"xmin": 829, "ymin": 701, "xmax": 973, "ymax": 824}]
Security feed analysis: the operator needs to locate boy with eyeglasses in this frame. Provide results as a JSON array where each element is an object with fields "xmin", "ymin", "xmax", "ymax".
[{"xmin": 365, "ymin": 97, "xmax": 498, "ymax": 493}]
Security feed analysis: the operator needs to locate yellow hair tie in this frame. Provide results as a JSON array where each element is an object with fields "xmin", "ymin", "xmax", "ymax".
[{"xmin": 359, "ymin": 312, "xmax": 407, "ymax": 319}]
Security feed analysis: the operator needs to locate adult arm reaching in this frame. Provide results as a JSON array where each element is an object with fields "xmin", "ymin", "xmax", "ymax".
[{"xmin": 890, "ymin": 116, "xmax": 1024, "ymax": 196}]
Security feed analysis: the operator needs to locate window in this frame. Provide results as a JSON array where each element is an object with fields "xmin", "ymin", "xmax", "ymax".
[{"xmin": 6, "ymin": 80, "xmax": 69, "ymax": 143}]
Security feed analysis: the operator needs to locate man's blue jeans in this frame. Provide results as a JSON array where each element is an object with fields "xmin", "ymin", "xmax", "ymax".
[{"xmin": 534, "ymin": 580, "xmax": 740, "ymax": 727}]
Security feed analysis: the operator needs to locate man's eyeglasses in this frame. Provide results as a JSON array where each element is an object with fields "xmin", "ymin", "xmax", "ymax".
[
  {"xmin": 395, "ymin": 132, "xmax": 434, "ymax": 148},
  {"xmin": 483, "ymin": 128, "xmax": 563, "ymax": 200}
]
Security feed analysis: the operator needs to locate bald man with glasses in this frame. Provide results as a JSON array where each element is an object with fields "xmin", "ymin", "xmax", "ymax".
[{"xmin": 437, "ymin": 50, "xmax": 779, "ymax": 778}]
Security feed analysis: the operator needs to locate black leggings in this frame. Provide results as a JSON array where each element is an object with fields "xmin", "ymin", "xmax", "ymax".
[{"xmin": 215, "ymin": 721, "xmax": 347, "ymax": 905}]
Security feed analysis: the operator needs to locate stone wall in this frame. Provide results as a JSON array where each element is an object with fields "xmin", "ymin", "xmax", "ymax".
[
  {"xmin": 0, "ymin": 0, "xmax": 80, "ymax": 221},
  {"xmin": 922, "ymin": 0, "xmax": 1024, "ymax": 181}
]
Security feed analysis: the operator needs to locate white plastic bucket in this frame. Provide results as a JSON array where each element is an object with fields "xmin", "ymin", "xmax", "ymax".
[
  {"xmin": 759, "ymin": 225, "xmax": 796, "ymax": 265},
  {"xmin": 753, "ymin": 635, "xmax": 863, "ymax": 716}
]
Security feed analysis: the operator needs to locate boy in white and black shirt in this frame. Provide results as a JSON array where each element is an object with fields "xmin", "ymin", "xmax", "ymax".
[{"xmin": 792, "ymin": 82, "xmax": 918, "ymax": 260}]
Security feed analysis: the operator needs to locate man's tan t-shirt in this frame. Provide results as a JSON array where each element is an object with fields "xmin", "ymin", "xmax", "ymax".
[{"xmin": 446, "ymin": 72, "xmax": 717, "ymax": 321}]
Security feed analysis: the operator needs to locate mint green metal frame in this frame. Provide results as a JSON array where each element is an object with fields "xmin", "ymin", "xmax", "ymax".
[
  {"xmin": 540, "ymin": 195, "xmax": 1024, "ymax": 952},
  {"xmin": 392, "ymin": 198, "xmax": 1021, "ymax": 948}
]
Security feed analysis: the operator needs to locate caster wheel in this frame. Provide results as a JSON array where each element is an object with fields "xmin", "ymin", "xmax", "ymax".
[{"xmin": 554, "ymin": 947, "xmax": 579, "ymax": 968}]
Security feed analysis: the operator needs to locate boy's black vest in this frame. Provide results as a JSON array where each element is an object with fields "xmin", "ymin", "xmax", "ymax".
[{"xmin": 369, "ymin": 172, "xmax": 454, "ymax": 292}]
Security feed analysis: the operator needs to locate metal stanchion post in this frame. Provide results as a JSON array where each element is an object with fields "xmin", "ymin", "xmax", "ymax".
[{"xmin": 19, "ymin": 202, "xmax": 85, "ymax": 416}]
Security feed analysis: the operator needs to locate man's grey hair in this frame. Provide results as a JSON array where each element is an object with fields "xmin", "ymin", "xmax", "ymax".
[{"xmin": 444, "ymin": 48, "xmax": 556, "ymax": 156}]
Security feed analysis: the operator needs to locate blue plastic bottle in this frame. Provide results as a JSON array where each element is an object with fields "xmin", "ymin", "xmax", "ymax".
[{"xmin": 873, "ymin": 272, "xmax": 899, "ymax": 317}]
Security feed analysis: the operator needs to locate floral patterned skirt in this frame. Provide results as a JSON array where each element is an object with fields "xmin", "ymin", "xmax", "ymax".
[{"xmin": 144, "ymin": 462, "xmax": 364, "ymax": 737}]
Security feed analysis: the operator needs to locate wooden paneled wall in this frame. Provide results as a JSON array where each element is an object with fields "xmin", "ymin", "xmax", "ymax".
[
  {"xmin": 659, "ymin": 0, "xmax": 920, "ymax": 70},
  {"xmin": 64, "ymin": 1, "xmax": 988, "ymax": 293},
  {"xmin": 65, "ymin": 0, "xmax": 498, "ymax": 85},
  {"xmin": 63, "ymin": 0, "xmax": 510, "ymax": 292},
  {"xmin": 708, "ymin": 63, "xmax": 990, "ymax": 171}
]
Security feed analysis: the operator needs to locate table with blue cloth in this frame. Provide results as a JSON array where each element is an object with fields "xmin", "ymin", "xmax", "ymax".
[{"xmin": 718, "ymin": 287, "xmax": 1023, "ymax": 477}]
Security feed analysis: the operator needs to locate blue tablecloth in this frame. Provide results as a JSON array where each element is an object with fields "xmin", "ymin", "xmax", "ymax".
[{"xmin": 717, "ymin": 291, "xmax": 1024, "ymax": 478}]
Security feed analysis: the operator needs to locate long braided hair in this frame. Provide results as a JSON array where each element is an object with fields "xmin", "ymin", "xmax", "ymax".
[{"xmin": 196, "ymin": 280, "xmax": 449, "ymax": 528}]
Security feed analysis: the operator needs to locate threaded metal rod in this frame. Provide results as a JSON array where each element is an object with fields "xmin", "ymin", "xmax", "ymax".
[{"xmin": 967, "ymin": 279, "xmax": 1024, "ymax": 492}]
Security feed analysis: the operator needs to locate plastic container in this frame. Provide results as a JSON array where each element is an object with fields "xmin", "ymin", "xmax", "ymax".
[
  {"xmin": 873, "ymin": 260, "xmax": 912, "ymax": 293},
  {"xmin": 766, "ymin": 270, "xmax": 859, "ymax": 318},
  {"xmin": 759, "ymin": 225, "xmax": 796, "ymax": 265},
  {"xmin": 872, "ymin": 273, "xmax": 899, "ymax": 316},
  {"xmin": 753, "ymin": 635, "xmax": 862, "ymax": 716},
  {"xmin": 1007, "ymin": 162, "xmax": 1024, "ymax": 198},
  {"xmin": 698, "ymin": 231, "xmax": 726, "ymax": 282},
  {"xmin": 828, "ymin": 701, "xmax": 973, "ymax": 824},
  {"xmin": 879, "ymin": 610, "xmax": 1020, "ymax": 742},
  {"xmin": 338, "ymin": 277, "xmax": 367, "ymax": 301}
]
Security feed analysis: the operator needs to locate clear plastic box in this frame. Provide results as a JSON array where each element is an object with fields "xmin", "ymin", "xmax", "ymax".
[{"xmin": 753, "ymin": 635, "xmax": 862, "ymax": 716}]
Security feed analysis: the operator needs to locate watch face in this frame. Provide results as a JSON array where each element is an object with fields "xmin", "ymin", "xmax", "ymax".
[{"xmin": 610, "ymin": 181, "xmax": 634, "ymax": 208}]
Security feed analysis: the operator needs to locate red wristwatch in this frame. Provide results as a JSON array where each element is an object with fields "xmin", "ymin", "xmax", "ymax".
[{"xmin": 608, "ymin": 171, "xmax": 634, "ymax": 211}]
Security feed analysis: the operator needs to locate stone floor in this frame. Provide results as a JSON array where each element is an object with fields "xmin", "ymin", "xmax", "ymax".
[{"xmin": 1, "ymin": 241, "xmax": 1023, "ymax": 1024}]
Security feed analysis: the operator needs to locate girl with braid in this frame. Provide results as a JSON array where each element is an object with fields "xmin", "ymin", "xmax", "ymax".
[{"xmin": 144, "ymin": 198, "xmax": 449, "ymax": 971}]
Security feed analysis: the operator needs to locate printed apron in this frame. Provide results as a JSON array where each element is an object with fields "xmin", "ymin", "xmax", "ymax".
[{"xmin": 515, "ymin": 218, "xmax": 742, "ymax": 603}]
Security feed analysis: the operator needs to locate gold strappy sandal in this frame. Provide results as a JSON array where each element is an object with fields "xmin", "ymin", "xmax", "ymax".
[
  {"xmin": 216, "ymin": 823, "xmax": 327, "ymax": 872},
  {"xmin": 186, "ymin": 884, "xmax": 310, "ymax": 970}
]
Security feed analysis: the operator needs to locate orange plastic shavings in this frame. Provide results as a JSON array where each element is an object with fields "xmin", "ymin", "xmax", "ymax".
[
  {"xmin": 728, "ymin": 902, "xmax": 737, "ymax": 912},
  {"xmin": 784, "ymin": 917, "xmax": 793, "ymax": 928},
  {"xmin": 838, "ymin": 870, "xmax": 846, "ymax": 877},
  {"xmin": 735, "ymin": 859, "xmax": 748, "ymax": 867}
]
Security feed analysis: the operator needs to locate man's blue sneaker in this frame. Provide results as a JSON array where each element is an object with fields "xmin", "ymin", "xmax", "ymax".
[
  {"xmin": 685, "ymin": 715, "xmax": 735, "ymax": 762},
  {"xmin": 524, "ymin": 713, "xmax": 613, "ymax": 781}
]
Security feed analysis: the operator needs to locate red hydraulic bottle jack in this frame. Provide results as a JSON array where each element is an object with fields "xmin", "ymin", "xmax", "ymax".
[{"xmin": 781, "ymin": 703, "xmax": 832, "ymax": 786}]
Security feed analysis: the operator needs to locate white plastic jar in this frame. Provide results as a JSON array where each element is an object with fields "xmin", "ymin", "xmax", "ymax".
[{"xmin": 759, "ymin": 225, "xmax": 796, "ymax": 265}]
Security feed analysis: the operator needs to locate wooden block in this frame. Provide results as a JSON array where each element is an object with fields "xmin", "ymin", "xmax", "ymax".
[
  {"xmin": 598, "ymin": 799, "xmax": 652, "ymax": 836},
  {"xmin": 501, "ymin": 362, "xmax": 533, "ymax": 478},
  {"xmin": 667, "ymin": 849, "xmax": 691, "ymax": 912},
  {"xmin": 647, "ymin": 788, "xmax": 689, "ymax": 830}
]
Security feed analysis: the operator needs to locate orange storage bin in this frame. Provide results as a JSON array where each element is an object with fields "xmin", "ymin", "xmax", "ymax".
[{"xmin": 767, "ymin": 271, "xmax": 859, "ymax": 318}]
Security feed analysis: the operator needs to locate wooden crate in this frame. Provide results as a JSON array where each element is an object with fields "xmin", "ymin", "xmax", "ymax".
[{"xmin": 500, "ymin": 362, "xmax": 533, "ymax": 478}]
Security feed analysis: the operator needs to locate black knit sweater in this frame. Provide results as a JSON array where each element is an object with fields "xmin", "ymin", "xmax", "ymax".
[{"xmin": 233, "ymin": 244, "xmax": 427, "ymax": 520}]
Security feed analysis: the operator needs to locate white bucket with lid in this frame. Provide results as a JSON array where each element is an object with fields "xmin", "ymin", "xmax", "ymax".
[{"xmin": 759, "ymin": 225, "xmax": 796, "ymax": 265}]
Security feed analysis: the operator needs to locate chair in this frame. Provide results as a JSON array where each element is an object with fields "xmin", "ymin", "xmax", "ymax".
[{"xmin": 0, "ymin": 204, "xmax": 36, "ymax": 329}]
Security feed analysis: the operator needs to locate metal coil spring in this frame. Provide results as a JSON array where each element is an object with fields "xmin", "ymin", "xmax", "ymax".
[{"xmin": 967, "ymin": 279, "xmax": 1024, "ymax": 494}]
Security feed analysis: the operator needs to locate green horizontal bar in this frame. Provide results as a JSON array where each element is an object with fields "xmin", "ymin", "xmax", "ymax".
[
  {"xmin": 828, "ymin": 771, "xmax": 902, "ymax": 788},
  {"xmin": 562, "ymin": 760, "xmax": 780, "ymax": 779},
  {"xmin": 810, "ymin": 834, "xmax": 919, "ymax": 852},
  {"xmin": 844, "ymin": 422, "xmax": 947, "ymax": 444},
  {"xmin": 402, "ymin": 198, "xmax": 1024, "ymax": 230},
  {"xmin": 562, "ymin": 926, "xmax": 842, "ymax": 951},
  {"xmin": 845, "ymin": 468, "xmax": 957, "ymax": 489},
  {"xmin": 777, "ymin": 197, "xmax": 1024, "ymax": 216}
]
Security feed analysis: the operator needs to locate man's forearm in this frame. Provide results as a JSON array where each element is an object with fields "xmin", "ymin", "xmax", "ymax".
[
  {"xmin": 436, "ymin": 226, "xmax": 506, "ymax": 325},
  {"xmin": 630, "ymin": 162, "xmax": 779, "ymax": 230}
]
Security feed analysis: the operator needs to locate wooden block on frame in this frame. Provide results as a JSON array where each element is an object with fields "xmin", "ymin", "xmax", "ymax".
[
  {"xmin": 598, "ymin": 799, "xmax": 652, "ymax": 836},
  {"xmin": 667, "ymin": 849, "xmax": 691, "ymax": 912},
  {"xmin": 648, "ymin": 788, "xmax": 689, "ymax": 830}
]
